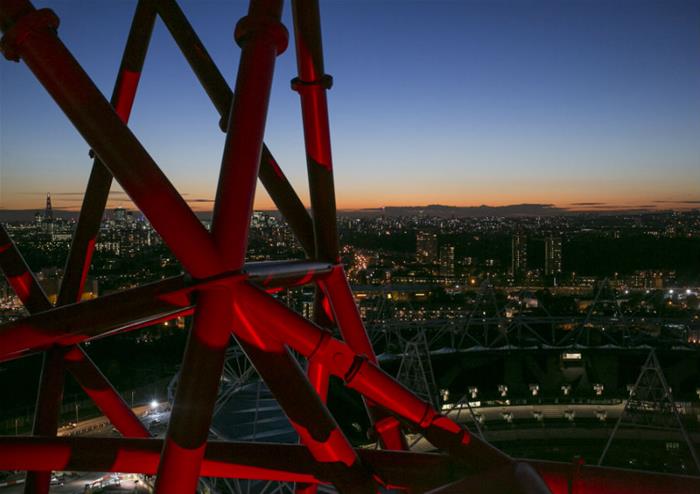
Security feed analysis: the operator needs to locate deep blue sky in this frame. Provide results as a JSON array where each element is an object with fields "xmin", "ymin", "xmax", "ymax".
[{"xmin": 1, "ymin": 0, "xmax": 699, "ymax": 211}]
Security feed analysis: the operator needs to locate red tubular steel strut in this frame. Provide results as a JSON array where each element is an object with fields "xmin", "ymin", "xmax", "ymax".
[
  {"xmin": 289, "ymin": 4, "xmax": 335, "ymax": 454},
  {"xmin": 0, "ymin": 261, "xmax": 334, "ymax": 363},
  {"xmin": 155, "ymin": 1, "xmax": 289, "ymax": 490},
  {"xmin": 290, "ymin": 0, "xmax": 408, "ymax": 453}
]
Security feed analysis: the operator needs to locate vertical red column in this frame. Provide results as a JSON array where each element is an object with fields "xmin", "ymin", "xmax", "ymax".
[
  {"xmin": 155, "ymin": 1, "xmax": 288, "ymax": 492},
  {"xmin": 23, "ymin": 348, "xmax": 65, "ymax": 494},
  {"xmin": 289, "ymin": 5, "xmax": 337, "ymax": 461}
]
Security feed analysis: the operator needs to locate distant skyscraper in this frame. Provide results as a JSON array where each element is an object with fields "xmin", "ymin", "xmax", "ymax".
[
  {"xmin": 544, "ymin": 236, "xmax": 563, "ymax": 277},
  {"xmin": 511, "ymin": 232, "xmax": 527, "ymax": 278},
  {"xmin": 416, "ymin": 232, "xmax": 438, "ymax": 263},
  {"xmin": 42, "ymin": 193, "xmax": 54, "ymax": 234},
  {"xmin": 44, "ymin": 193, "xmax": 53, "ymax": 221},
  {"xmin": 439, "ymin": 244, "xmax": 455, "ymax": 277}
]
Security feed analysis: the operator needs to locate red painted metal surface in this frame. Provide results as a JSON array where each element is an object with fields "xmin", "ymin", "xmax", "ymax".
[{"xmin": 0, "ymin": 0, "xmax": 691, "ymax": 492}]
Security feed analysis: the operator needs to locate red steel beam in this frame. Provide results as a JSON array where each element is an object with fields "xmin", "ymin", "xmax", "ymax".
[
  {"xmin": 154, "ymin": 288, "xmax": 234, "ymax": 493},
  {"xmin": 4, "ymin": 437, "xmax": 697, "ymax": 494},
  {"xmin": 0, "ymin": 224, "xmax": 51, "ymax": 313},
  {"xmin": 0, "ymin": 436, "xmax": 466, "ymax": 490},
  {"xmin": 23, "ymin": 348, "xmax": 65, "ymax": 494},
  {"xmin": 62, "ymin": 347, "xmax": 149, "ymax": 438},
  {"xmin": 0, "ymin": 0, "xmax": 222, "ymax": 280},
  {"xmin": 320, "ymin": 265, "xmax": 407, "ymax": 450},
  {"xmin": 154, "ymin": 0, "xmax": 315, "ymax": 256},
  {"xmin": 155, "ymin": 1, "xmax": 292, "ymax": 491},
  {"xmin": 289, "ymin": 1, "xmax": 407, "ymax": 455},
  {"xmin": 204, "ymin": 0, "xmax": 371, "ymax": 487},
  {"xmin": 290, "ymin": 0, "xmax": 338, "ymax": 263},
  {"xmin": 234, "ymin": 281, "xmax": 511, "ymax": 471},
  {"xmin": 530, "ymin": 459, "xmax": 700, "ymax": 494},
  {"xmin": 289, "ymin": 5, "xmax": 340, "ymax": 472},
  {"xmin": 0, "ymin": 437, "xmax": 318, "ymax": 485},
  {"xmin": 0, "ymin": 276, "xmax": 191, "ymax": 362},
  {"xmin": 232, "ymin": 325, "xmax": 376, "ymax": 491},
  {"xmin": 0, "ymin": 260, "xmax": 334, "ymax": 362},
  {"xmin": 57, "ymin": 0, "xmax": 157, "ymax": 306}
]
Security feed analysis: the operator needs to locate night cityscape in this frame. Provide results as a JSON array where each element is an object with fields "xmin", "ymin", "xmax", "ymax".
[{"xmin": 1, "ymin": 0, "xmax": 700, "ymax": 493}]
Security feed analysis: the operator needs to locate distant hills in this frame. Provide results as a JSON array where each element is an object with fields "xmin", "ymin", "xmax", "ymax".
[
  {"xmin": 1, "ymin": 203, "xmax": 693, "ymax": 222},
  {"xmin": 343, "ymin": 204, "xmax": 567, "ymax": 218}
]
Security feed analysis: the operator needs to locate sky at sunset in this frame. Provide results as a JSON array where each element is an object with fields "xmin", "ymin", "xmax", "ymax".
[{"xmin": 1, "ymin": 0, "xmax": 699, "ymax": 213}]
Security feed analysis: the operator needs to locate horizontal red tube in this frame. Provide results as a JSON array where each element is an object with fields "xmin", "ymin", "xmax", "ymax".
[
  {"xmin": 0, "ymin": 437, "xmax": 317, "ymax": 484},
  {"xmin": 0, "ymin": 261, "xmax": 334, "ymax": 362},
  {"xmin": 2, "ymin": 437, "xmax": 692, "ymax": 493}
]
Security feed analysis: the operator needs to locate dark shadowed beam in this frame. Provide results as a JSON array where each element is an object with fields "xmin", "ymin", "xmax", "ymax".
[
  {"xmin": 3, "ymin": 437, "xmax": 698, "ymax": 493},
  {"xmin": 319, "ymin": 264, "xmax": 407, "ymax": 451},
  {"xmin": 23, "ymin": 348, "xmax": 65, "ymax": 494},
  {"xmin": 0, "ymin": 437, "xmax": 467, "ymax": 491},
  {"xmin": 154, "ymin": 0, "xmax": 315, "ymax": 256}
]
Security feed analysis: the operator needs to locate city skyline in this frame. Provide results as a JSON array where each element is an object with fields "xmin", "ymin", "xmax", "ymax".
[{"xmin": 2, "ymin": 0, "xmax": 700, "ymax": 212}]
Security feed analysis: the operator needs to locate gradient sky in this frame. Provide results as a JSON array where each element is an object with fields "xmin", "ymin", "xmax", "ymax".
[{"xmin": 1, "ymin": 0, "xmax": 699, "ymax": 212}]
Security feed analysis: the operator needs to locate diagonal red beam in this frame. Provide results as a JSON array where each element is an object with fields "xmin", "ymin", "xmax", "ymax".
[
  {"xmin": 0, "ymin": 224, "xmax": 51, "ymax": 313},
  {"xmin": 58, "ymin": 0, "xmax": 157, "ymax": 306},
  {"xmin": 0, "ymin": 0, "xmax": 221, "ymax": 280},
  {"xmin": 62, "ymin": 347, "xmax": 149, "ymax": 438},
  {"xmin": 320, "ymin": 265, "xmax": 407, "ymax": 450},
  {"xmin": 234, "ymin": 281, "xmax": 511, "ymax": 472},
  {"xmin": 231, "ymin": 320, "xmax": 376, "ymax": 491}
]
